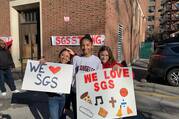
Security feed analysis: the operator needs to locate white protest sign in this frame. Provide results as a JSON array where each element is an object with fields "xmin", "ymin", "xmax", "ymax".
[
  {"xmin": 77, "ymin": 68, "xmax": 137, "ymax": 119},
  {"xmin": 51, "ymin": 35, "xmax": 105, "ymax": 46},
  {"xmin": 22, "ymin": 60, "xmax": 73, "ymax": 94}
]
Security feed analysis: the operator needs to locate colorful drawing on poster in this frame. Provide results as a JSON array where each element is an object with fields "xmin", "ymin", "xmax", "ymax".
[
  {"xmin": 48, "ymin": 66, "xmax": 61, "ymax": 74},
  {"xmin": 98, "ymin": 107, "xmax": 108, "ymax": 118},
  {"xmin": 120, "ymin": 88, "xmax": 128, "ymax": 97},
  {"xmin": 127, "ymin": 106, "xmax": 133, "ymax": 114},
  {"xmin": 109, "ymin": 97, "xmax": 117, "ymax": 108},
  {"xmin": 79, "ymin": 106, "xmax": 93, "ymax": 118},
  {"xmin": 94, "ymin": 96, "xmax": 104, "ymax": 106},
  {"xmin": 121, "ymin": 99, "xmax": 127, "ymax": 108},
  {"xmin": 116, "ymin": 99, "xmax": 133, "ymax": 117},
  {"xmin": 80, "ymin": 92, "xmax": 92, "ymax": 104},
  {"xmin": 116, "ymin": 105, "xmax": 122, "ymax": 117}
]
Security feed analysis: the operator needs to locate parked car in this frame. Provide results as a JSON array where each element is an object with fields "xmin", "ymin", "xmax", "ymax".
[{"xmin": 147, "ymin": 42, "xmax": 179, "ymax": 86}]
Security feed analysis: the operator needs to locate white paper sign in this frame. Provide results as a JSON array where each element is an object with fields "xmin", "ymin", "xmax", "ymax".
[
  {"xmin": 51, "ymin": 35, "xmax": 105, "ymax": 46},
  {"xmin": 22, "ymin": 60, "xmax": 73, "ymax": 94},
  {"xmin": 77, "ymin": 68, "xmax": 137, "ymax": 119}
]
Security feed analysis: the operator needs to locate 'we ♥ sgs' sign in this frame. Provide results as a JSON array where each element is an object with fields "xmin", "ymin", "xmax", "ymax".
[{"xmin": 22, "ymin": 60, "xmax": 73, "ymax": 94}]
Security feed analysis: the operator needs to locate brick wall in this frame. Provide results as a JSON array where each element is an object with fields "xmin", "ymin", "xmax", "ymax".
[
  {"xmin": 41, "ymin": 0, "xmax": 106, "ymax": 61},
  {"xmin": 0, "ymin": 0, "xmax": 148, "ymax": 64},
  {"xmin": 105, "ymin": 0, "xmax": 147, "ymax": 64},
  {"xmin": 0, "ymin": 0, "xmax": 10, "ymax": 36},
  {"xmin": 105, "ymin": 0, "xmax": 134, "ymax": 63},
  {"xmin": 147, "ymin": 0, "xmax": 161, "ymax": 35},
  {"xmin": 154, "ymin": 0, "xmax": 161, "ymax": 34}
]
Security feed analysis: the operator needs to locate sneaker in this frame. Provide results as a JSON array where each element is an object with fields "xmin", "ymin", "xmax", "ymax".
[
  {"xmin": 12, "ymin": 90, "xmax": 20, "ymax": 93},
  {"xmin": 1, "ymin": 92, "xmax": 7, "ymax": 96},
  {"xmin": 140, "ymin": 78, "xmax": 147, "ymax": 83}
]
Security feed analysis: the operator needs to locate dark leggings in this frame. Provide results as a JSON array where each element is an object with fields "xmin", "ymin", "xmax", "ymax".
[
  {"xmin": 0, "ymin": 69, "xmax": 16, "ymax": 92},
  {"xmin": 71, "ymin": 91, "xmax": 77, "ymax": 119}
]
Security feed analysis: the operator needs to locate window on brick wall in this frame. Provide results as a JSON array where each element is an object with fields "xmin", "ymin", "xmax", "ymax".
[
  {"xmin": 176, "ymin": 2, "xmax": 179, "ymax": 9},
  {"xmin": 148, "ymin": 25, "xmax": 154, "ymax": 33},
  {"xmin": 148, "ymin": 16, "xmax": 155, "ymax": 21},
  {"xmin": 20, "ymin": 10, "xmax": 37, "ymax": 23},
  {"xmin": 118, "ymin": 25, "xmax": 123, "ymax": 62},
  {"xmin": 148, "ymin": 6, "xmax": 155, "ymax": 13},
  {"xmin": 148, "ymin": 0, "xmax": 155, "ymax": 2},
  {"xmin": 177, "ymin": 24, "xmax": 179, "ymax": 29}
]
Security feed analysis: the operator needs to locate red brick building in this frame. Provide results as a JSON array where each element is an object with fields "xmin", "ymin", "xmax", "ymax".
[
  {"xmin": 147, "ymin": 0, "xmax": 161, "ymax": 39},
  {"xmin": 0, "ymin": 0, "xmax": 10, "ymax": 35},
  {"xmin": 0, "ymin": 0, "xmax": 147, "ymax": 68}
]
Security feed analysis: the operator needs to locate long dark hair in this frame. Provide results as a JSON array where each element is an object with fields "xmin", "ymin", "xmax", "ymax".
[{"xmin": 98, "ymin": 45, "xmax": 115, "ymax": 63}]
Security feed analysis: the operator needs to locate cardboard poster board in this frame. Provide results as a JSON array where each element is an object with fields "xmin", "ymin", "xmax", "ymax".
[
  {"xmin": 77, "ymin": 68, "xmax": 137, "ymax": 119},
  {"xmin": 22, "ymin": 60, "xmax": 73, "ymax": 94}
]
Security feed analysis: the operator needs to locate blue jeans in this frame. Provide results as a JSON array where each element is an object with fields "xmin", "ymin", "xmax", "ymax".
[
  {"xmin": 48, "ymin": 95, "xmax": 65, "ymax": 119},
  {"xmin": 0, "ymin": 69, "xmax": 16, "ymax": 92}
]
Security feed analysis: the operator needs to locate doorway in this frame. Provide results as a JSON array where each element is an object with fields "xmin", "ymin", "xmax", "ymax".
[{"xmin": 19, "ymin": 8, "xmax": 40, "ymax": 72}]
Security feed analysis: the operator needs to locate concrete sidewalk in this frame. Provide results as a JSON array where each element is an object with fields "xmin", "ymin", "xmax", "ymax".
[{"xmin": 0, "ymin": 80, "xmax": 35, "ymax": 119}]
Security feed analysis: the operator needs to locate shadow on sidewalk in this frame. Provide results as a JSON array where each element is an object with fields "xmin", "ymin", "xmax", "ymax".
[
  {"xmin": 0, "ymin": 113, "xmax": 12, "ymax": 119},
  {"xmin": 11, "ymin": 91, "xmax": 50, "ymax": 119}
]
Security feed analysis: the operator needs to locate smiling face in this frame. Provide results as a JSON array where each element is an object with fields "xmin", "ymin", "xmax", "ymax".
[
  {"xmin": 99, "ymin": 50, "xmax": 109, "ymax": 64},
  {"xmin": 80, "ymin": 39, "xmax": 93, "ymax": 57},
  {"xmin": 59, "ymin": 50, "xmax": 71, "ymax": 64}
]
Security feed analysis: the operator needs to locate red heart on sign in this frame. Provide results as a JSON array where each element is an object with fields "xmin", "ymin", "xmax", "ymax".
[{"xmin": 49, "ymin": 66, "xmax": 61, "ymax": 74}]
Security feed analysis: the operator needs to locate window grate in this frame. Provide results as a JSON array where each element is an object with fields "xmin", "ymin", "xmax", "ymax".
[{"xmin": 118, "ymin": 25, "xmax": 123, "ymax": 62}]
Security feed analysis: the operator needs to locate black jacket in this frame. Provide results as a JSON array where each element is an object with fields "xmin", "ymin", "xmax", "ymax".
[{"xmin": 0, "ymin": 47, "xmax": 15, "ymax": 69}]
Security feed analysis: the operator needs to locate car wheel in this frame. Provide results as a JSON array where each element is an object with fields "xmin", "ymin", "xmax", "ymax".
[{"xmin": 167, "ymin": 68, "xmax": 179, "ymax": 86}]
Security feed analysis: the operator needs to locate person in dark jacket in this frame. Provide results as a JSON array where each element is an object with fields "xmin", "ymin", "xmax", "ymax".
[{"xmin": 0, "ymin": 39, "xmax": 19, "ymax": 96}]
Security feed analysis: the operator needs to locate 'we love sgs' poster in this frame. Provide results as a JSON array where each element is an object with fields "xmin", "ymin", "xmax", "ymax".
[{"xmin": 77, "ymin": 68, "xmax": 137, "ymax": 119}]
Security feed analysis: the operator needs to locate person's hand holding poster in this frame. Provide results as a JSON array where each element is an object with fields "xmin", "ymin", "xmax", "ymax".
[
  {"xmin": 77, "ymin": 67, "xmax": 137, "ymax": 119},
  {"xmin": 22, "ymin": 60, "xmax": 73, "ymax": 94}
]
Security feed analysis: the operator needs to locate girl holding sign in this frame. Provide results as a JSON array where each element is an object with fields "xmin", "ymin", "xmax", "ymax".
[
  {"xmin": 98, "ymin": 45, "xmax": 123, "ymax": 69},
  {"xmin": 72, "ymin": 34, "xmax": 103, "ymax": 119},
  {"xmin": 44, "ymin": 48, "xmax": 74, "ymax": 119},
  {"xmin": 98, "ymin": 45, "xmax": 134, "ymax": 79}
]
